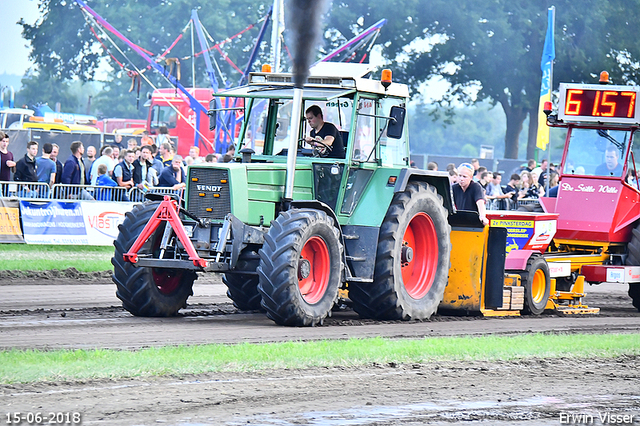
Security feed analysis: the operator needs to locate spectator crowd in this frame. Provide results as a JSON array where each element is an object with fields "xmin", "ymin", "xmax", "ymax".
[{"xmin": 0, "ymin": 130, "xmax": 235, "ymax": 201}]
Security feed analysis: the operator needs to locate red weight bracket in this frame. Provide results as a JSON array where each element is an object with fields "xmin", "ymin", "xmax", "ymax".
[{"xmin": 123, "ymin": 196, "xmax": 207, "ymax": 268}]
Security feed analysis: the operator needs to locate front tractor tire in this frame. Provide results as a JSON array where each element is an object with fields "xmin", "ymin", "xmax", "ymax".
[
  {"xmin": 350, "ymin": 181, "xmax": 451, "ymax": 321},
  {"xmin": 112, "ymin": 202, "xmax": 197, "ymax": 317},
  {"xmin": 257, "ymin": 209, "xmax": 343, "ymax": 326}
]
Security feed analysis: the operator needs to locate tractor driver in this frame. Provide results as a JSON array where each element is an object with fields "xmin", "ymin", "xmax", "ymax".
[
  {"xmin": 594, "ymin": 145, "xmax": 624, "ymax": 177},
  {"xmin": 304, "ymin": 105, "xmax": 345, "ymax": 159},
  {"xmin": 452, "ymin": 162, "xmax": 489, "ymax": 226}
]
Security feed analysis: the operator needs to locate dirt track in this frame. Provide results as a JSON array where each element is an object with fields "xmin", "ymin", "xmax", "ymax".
[{"xmin": 0, "ymin": 273, "xmax": 639, "ymax": 425}]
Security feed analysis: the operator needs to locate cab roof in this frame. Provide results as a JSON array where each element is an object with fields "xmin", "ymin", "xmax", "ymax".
[{"xmin": 215, "ymin": 64, "xmax": 409, "ymax": 99}]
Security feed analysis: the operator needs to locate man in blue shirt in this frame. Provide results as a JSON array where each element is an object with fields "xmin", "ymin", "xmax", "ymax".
[
  {"xmin": 594, "ymin": 145, "xmax": 624, "ymax": 177},
  {"xmin": 158, "ymin": 156, "xmax": 186, "ymax": 190},
  {"xmin": 36, "ymin": 143, "xmax": 57, "ymax": 188}
]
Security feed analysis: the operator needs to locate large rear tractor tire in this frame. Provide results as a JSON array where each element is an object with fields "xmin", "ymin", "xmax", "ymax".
[
  {"xmin": 222, "ymin": 249, "xmax": 262, "ymax": 311},
  {"xmin": 625, "ymin": 223, "xmax": 640, "ymax": 312},
  {"xmin": 112, "ymin": 202, "xmax": 197, "ymax": 317},
  {"xmin": 349, "ymin": 181, "xmax": 451, "ymax": 320},
  {"xmin": 518, "ymin": 254, "xmax": 551, "ymax": 315},
  {"xmin": 257, "ymin": 209, "xmax": 343, "ymax": 326}
]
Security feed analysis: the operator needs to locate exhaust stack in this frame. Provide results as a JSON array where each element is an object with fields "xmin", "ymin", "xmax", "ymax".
[{"xmin": 282, "ymin": 0, "xmax": 329, "ymax": 203}]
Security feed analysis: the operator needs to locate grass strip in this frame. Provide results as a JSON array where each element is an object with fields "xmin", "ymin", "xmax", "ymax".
[
  {"xmin": 1, "ymin": 333, "xmax": 638, "ymax": 384},
  {"xmin": 0, "ymin": 244, "xmax": 112, "ymax": 272}
]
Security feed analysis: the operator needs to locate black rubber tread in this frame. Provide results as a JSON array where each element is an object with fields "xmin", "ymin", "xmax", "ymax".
[
  {"xmin": 112, "ymin": 202, "xmax": 197, "ymax": 317},
  {"xmin": 629, "ymin": 284, "xmax": 640, "ymax": 311},
  {"xmin": 222, "ymin": 249, "xmax": 262, "ymax": 311},
  {"xmin": 626, "ymin": 226, "xmax": 640, "ymax": 266},
  {"xmin": 257, "ymin": 209, "xmax": 343, "ymax": 326},
  {"xmin": 518, "ymin": 254, "xmax": 550, "ymax": 315},
  {"xmin": 349, "ymin": 181, "xmax": 452, "ymax": 321},
  {"xmin": 625, "ymin": 225, "xmax": 640, "ymax": 311}
]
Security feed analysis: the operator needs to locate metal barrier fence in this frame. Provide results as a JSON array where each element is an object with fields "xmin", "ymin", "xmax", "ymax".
[{"xmin": 0, "ymin": 181, "xmax": 181, "ymax": 202}]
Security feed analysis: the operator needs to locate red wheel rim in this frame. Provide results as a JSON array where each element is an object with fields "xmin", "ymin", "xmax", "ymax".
[
  {"xmin": 152, "ymin": 270, "xmax": 182, "ymax": 295},
  {"xmin": 298, "ymin": 236, "xmax": 330, "ymax": 304},
  {"xmin": 401, "ymin": 212, "xmax": 438, "ymax": 299}
]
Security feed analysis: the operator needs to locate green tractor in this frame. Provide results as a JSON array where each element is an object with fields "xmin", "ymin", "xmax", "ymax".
[{"xmin": 113, "ymin": 64, "xmax": 454, "ymax": 326}]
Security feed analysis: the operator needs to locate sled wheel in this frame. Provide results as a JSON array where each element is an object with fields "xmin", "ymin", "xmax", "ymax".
[{"xmin": 519, "ymin": 254, "xmax": 551, "ymax": 315}]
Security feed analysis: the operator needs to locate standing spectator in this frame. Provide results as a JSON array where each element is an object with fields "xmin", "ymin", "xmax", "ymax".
[
  {"xmin": 14, "ymin": 140, "xmax": 39, "ymax": 198},
  {"xmin": 62, "ymin": 141, "xmax": 93, "ymax": 200},
  {"xmin": 157, "ymin": 142, "xmax": 173, "ymax": 167},
  {"xmin": 140, "ymin": 130, "xmax": 154, "ymax": 146},
  {"xmin": 133, "ymin": 145, "xmax": 158, "ymax": 189},
  {"xmin": 94, "ymin": 164, "xmax": 118, "ymax": 201},
  {"xmin": 111, "ymin": 146, "xmax": 120, "ymax": 162},
  {"xmin": 127, "ymin": 138, "xmax": 138, "ymax": 151},
  {"xmin": 427, "ymin": 161, "xmax": 438, "ymax": 171},
  {"xmin": 83, "ymin": 145, "xmax": 97, "ymax": 183},
  {"xmin": 547, "ymin": 171, "xmax": 560, "ymax": 197},
  {"xmin": 504, "ymin": 174, "xmax": 521, "ymax": 208},
  {"xmin": 525, "ymin": 159, "xmax": 536, "ymax": 172},
  {"xmin": 50, "ymin": 144, "xmax": 63, "ymax": 184},
  {"xmin": 113, "ymin": 149, "xmax": 135, "ymax": 201},
  {"xmin": 538, "ymin": 159, "xmax": 549, "ymax": 187},
  {"xmin": 205, "ymin": 153, "xmax": 217, "ymax": 163},
  {"xmin": 471, "ymin": 158, "xmax": 480, "ymax": 177},
  {"xmin": 188, "ymin": 146, "xmax": 203, "ymax": 164},
  {"xmin": 448, "ymin": 168, "xmax": 458, "ymax": 185},
  {"xmin": 158, "ymin": 156, "xmax": 186, "ymax": 190},
  {"xmin": 156, "ymin": 126, "xmax": 171, "ymax": 147},
  {"xmin": 0, "ymin": 131, "xmax": 16, "ymax": 183},
  {"xmin": 225, "ymin": 144, "xmax": 236, "ymax": 158},
  {"xmin": 149, "ymin": 144, "xmax": 164, "ymax": 174},
  {"xmin": 485, "ymin": 172, "xmax": 512, "ymax": 210},
  {"xmin": 90, "ymin": 146, "xmax": 115, "ymax": 185},
  {"xmin": 37, "ymin": 143, "xmax": 57, "ymax": 188},
  {"xmin": 113, "ymin": 133, "xmax": 125, "ymax": 149},
  {"xmin": 478, "ymin": 171, "xmax": 491, "ymax": 190}
]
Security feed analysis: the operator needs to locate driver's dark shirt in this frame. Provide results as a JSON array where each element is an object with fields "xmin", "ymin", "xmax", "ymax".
[
  {"xmin": 310, "ymin": 122, "xmax": 344, "ymax": 159},
  {"xmin": 594, "ymin": 162, "xmax": 623, "ymax": 177}
]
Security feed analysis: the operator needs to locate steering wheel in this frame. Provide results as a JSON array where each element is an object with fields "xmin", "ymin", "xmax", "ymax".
[{"xmin": 311, "ymin": 140, "xmax": 332, "ymax": 158}]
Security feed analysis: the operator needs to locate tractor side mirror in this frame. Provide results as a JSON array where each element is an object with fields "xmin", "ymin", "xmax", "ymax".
[
  {"xmin": 208, "ymin": 99, "xmax": 217, "ymax": 130},
  {"xmin": 387, "ymin": 106, "xmax": 406, "ymax": 139}
]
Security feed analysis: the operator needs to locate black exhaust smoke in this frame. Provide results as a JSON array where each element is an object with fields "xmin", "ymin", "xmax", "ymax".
[{"xmin": 285, "ymin": 0, "xmax": 330, "ymax": 88}]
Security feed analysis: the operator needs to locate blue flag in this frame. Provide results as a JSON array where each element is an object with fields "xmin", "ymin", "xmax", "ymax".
[{"xmin": 537, "ymin": 6, "xmax": 555, "ymax": 150}]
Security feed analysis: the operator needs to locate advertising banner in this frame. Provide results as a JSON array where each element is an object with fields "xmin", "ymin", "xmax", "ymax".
[
  {"xmin": 0, "ymin": 199, "xmax": 24, "ymax": 243},
  {"xmin": 20, "ymin": 201, "xmax": 135, "ymax": 245},
  {"xmin": 21, "ymin": 201, "xmax": 87, "ymax": 244},
  {"xmin": 81, "ymin": 202, "xmax": 135, "ymax": 245}
]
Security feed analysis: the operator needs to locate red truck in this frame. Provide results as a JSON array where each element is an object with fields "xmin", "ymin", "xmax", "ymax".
[{"xmin": 147, "ymin": 88, "xmax": 222, "ymax": 158}]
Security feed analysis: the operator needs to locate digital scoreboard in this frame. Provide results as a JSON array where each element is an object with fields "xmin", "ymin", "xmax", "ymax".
[{"xmin": 558, "ymin": 83, "xmax": 640, "ymax": 124}]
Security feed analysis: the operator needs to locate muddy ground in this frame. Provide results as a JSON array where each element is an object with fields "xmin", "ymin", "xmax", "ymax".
[{"xmin": 0, "ymin": 271, "xmax": 639, "ymax": 425}]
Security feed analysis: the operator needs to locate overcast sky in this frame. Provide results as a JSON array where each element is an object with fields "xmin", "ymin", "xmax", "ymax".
[{"xmin": 0, "ymin": 0, "xmax": 40, "ymax": 76}]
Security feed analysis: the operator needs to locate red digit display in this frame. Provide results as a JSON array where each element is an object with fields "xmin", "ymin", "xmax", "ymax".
[{"xmin": 564, "ymin": 88, "xmax": 636, "ymax": 118}]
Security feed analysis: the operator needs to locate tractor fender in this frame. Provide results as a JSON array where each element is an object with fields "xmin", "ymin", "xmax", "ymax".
[
  {"xmin": 288, "ymin": 200, "xmax": 341, "ymax": 234},
  {"xmin": 505, "ymin": 249, "xmax": 537, "ymax": 271},
  {"xmin": 394, "ymin": 168, "xmax": 455, "ymax": 215}
]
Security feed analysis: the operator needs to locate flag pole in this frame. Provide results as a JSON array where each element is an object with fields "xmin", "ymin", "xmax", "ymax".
[{"xmin": 547, "ymin": 6, "xmax": 555, "ymax": 196}]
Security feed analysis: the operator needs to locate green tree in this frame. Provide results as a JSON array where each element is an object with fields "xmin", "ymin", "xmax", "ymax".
[
  {"xmin": 20, "ymin": 0, "xmax": 270, "ymax": 116},
  {"xmin": 327, "ymin": 0, "xmax": 640, "ymax": 159}
]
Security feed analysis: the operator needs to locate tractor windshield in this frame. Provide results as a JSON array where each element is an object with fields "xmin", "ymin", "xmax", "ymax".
[
  {"xmin": 240, "ymin": 96, "xmax": 354, "ymax": 156},
  {"xmin": 563, "ymin": 128, "xmax": 631, "ymax": 177}
]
